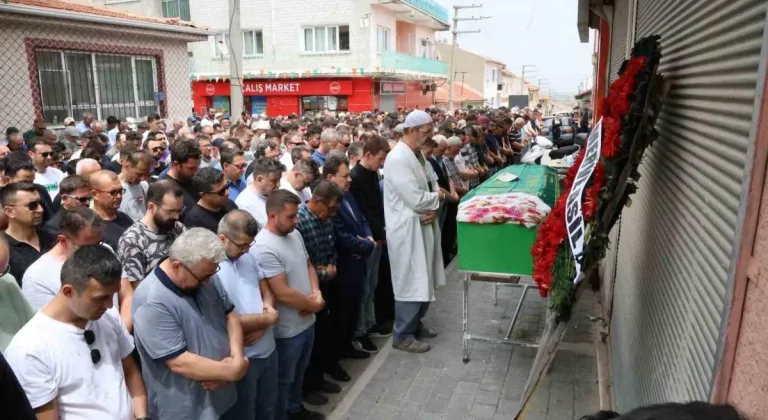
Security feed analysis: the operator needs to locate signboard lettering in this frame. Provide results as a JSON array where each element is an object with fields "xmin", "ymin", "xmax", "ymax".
[
  {"xmin": 565, "ymin": 117, "xmax": 603, "ymax": 286},
  {"xmin": 329, "ymin": 82, "xmax": 341, "ymax": 95},
  {"xmin": 381, "ymin": 81, "xmax": 407, "ymax": 95},
  {"xmin": 243, "ymin": 82, "xmax": 301, "ymax": 94}
]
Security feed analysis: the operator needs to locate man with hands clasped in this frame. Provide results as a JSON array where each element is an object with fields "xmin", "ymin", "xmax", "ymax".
[
  {"xmin": 131, "ymin": 228, "xmax": 248, "ymax": 420},
  {"xmin": 253, "ymin": 190, "xmax": 326, "ymax": 420}
]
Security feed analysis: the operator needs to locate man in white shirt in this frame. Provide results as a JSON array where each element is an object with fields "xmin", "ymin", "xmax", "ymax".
[
  {"xmin": 23, "ymin": 207, "xmax": 107, "ymax": 310},
  {"xmin": 235, "ymin": 157, "xmax": 285, "ymax": 230},
  {"xmin": 118, "ymin": 146, "xmax": 152, "ymax": 222},
  {"xmin": 5, "ymin": 245, "xmax": 148, "ymax": 420},
  {"xmin": 29, "ymin": 140, "xmax": 65, "ymax": 199},
  {"xmin": 280, "ymin": 157, "xmax": 318, "ymax": 204},
  {"xmin": 280, "ymin": 133, "xmax": 307, "ymax": 171}
]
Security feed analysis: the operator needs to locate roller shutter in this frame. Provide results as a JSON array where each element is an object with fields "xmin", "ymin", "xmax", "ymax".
[
  {"xmin": 609, "ymin": 0, "xmax": 767, "ymax": 411},
  {"xmin": 609, "ymin": 0, "xmax": 629, "ymax": 82}
]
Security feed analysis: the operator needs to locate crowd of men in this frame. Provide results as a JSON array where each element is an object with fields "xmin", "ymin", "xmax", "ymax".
[{"xmin": 0, "ymin": 104, "xmax": 548, "ymax": 420}]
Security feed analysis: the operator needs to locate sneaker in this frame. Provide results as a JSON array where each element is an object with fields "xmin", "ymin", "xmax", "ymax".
[
  {"xmin": 354, "ymin": 336, "xmax": 379, "ymax": 353},
  {"xmin": 416, "ymin": 326, "xmax": 439, "ymax": 339},
  {"xmin": 319, "ymin": 379, "xmax": 341, "ymax": 394},
  {"xmin": 289, "ymin": 406, "xmax": 326, "ymax": 420},
  {"xmin": 341, "ymin": 346, "xmax": 370, "ymax": 360},
  {"xmin": 393, "ymin": 338, "xmax": 431, "ymax": 353},
  {"xmin": 302, "ymin": 391, "xmax": 328, "ymax": 406},
  {"xmin": 367, "ymin": 324, "xmax": 393, "ymax": 338}
]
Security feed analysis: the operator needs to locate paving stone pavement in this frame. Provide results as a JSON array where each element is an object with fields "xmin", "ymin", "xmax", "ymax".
[{"xmin": 335, "ymin": 262, "xmax": 602, "ymax": 420}]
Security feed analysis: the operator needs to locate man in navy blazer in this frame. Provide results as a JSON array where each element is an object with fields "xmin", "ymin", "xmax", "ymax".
[{"xmin": 322, "ymin": 153, "xmax": 376, "ymax": 381}]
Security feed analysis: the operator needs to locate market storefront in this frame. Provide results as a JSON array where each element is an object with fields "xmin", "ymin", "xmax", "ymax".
[{"xmin": 191, "ymin": 78, "xmax": 374, "ymax": 117}]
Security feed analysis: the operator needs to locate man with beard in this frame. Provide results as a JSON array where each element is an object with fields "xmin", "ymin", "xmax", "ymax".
[
  {"xmin": 236, "ymin": 157, "xmax": 285, "ymax": 230},
  {"xmin": 184, "ymin": 167, "xmax": 237, "ymax": 232},
  {"xmin": 132, "ymin": 229, "xmax": 247, "ymax": 420},
  {"xmin": 144, "ymin": 133, "xmax": 168, "ymax": 179},
  {"xmin": 90, "ymin": 170, "xmax": 135, "ymax": 251},
  {"xmin": 160, "ymin": 139, "xmax": 202, "ymax": 216},
  {"xmin": 306, "ymin": 124, "xmax": 322, "ymax": 151},
  {"xmin": 6, "ymin": 245, "xmax": 148, "ymax": 420},
  {"xmin": 384, "ymin": 110, "xmax": 445, "ymax": 354},
  {"xmin": 117, "ymin": 180, "xmax": 186, "ymax": 332},
  {"xmin": 2, "ymin": 182, "xmax": 56, "ymax": 285}
]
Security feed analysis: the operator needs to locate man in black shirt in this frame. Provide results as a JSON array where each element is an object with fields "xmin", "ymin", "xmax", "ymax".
[
  {"xmin": 1, "ymin": 182, "xmax": 55, "ymax": 285},
  {"xmin": 183, "ymin": 167, "xmax": 237, "ymax": 232},
  {"xmin": 159, "ymin": 139, "xmax": 201, "ymax": 216},
  {"xmin": 42, "ymin": 175, "xmax": 91, "ymax": 238},
  {"xmin": 0, "ymin": 353, "xmax": 35, "ymax": 420},
  {"xmin": 3, "ymin": 152, "xmax": 54, "ymax": 223},
  {"xmin": 89, "ymin": 170, "xmax": 134, "ymax": 251}
]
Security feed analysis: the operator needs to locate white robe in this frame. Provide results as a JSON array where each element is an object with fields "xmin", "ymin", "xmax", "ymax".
[{"xmin": 383, "ymin": 141, "xmax": 446, "ymax": 302}]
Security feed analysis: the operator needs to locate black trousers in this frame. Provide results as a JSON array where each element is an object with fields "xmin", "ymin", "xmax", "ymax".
[
  {"xmin": 442, "ymin": 202, "xmax": 459, "ymax": 266},
  {"xmin": 374, "ymin": 246, "xmax": 395, "ymax": 325},
  {"xmin": 303, "ymin": 282, "xmax": 333, "ymax": 392}
]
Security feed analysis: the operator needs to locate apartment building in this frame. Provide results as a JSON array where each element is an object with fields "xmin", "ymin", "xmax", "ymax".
[{"xmin": 95, "ymin": 0, "xmax": 451, "ymax": 115}]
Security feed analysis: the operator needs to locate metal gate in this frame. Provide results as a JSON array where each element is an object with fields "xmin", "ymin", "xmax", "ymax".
[
  {"xmin": 609, "ymin": 0, "xmax": 768, "ymax": 410},
  {"xmin": 609, "ymin": 0, "xmax": 629, "ymax": 82}
]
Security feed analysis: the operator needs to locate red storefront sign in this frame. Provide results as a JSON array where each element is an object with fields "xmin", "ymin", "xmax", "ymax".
[
  {"xmin": 380, "ymin": 81, "xmax": 407, "ymax": 94},
  {"xmin": 193, "ymin": 79, "xmax": 354, "ymax": 97}
]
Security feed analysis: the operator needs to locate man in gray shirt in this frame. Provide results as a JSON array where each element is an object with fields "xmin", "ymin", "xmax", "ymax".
[
  {"xmin": 253, "ymin": 190, "xmax": 325, "ymax": 420},
  {"xmin": 132, "ymin": 228, "xmax": 248, "ymax": 420}
]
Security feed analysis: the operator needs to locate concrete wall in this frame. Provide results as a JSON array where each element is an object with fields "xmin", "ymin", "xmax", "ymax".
[
  {"xmin": 90, "ymin": 0, "xmax": 162, "ymax": 17},
  {"xmin": 434, "ymin": 42, "xmax": 484, "ymax": 95},
  {"xmin": 0, "ymin": 11, "xmax": 198, "ymax": 130},
  {"xmin": 483, "ymin": 62, "xmax": 504, "ymax": 108}
]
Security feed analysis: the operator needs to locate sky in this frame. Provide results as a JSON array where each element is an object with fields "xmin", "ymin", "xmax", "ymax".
[{"xmin": 432, "ymin": 0, "xmax": 594, "ymax": 98}]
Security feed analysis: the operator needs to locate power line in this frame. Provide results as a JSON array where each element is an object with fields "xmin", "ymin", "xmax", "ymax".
[{"xmin": 447, "ymin": 4, "xmax": 490, "ymax": 111}]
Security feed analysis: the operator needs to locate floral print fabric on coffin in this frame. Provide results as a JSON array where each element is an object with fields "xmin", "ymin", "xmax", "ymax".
[{"xmin": 457, "ymin": 193, "xmax": 551, "ymax": 228}]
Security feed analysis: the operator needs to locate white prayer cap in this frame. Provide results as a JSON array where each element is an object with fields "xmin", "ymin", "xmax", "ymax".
[{"xmin": 403, "ymin": 110, "xmax": 432, "ymax": 128}]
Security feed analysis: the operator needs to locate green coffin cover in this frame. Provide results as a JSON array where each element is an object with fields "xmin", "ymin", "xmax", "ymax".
[{"xmin": 456, "ymin": 164, "xmax": 560, "ymax": 275}]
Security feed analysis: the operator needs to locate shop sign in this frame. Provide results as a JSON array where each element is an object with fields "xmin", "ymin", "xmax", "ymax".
[
  {"xmin": 205, "ymin": 84, "xmax": 216, "ymax": 95},
  {"xmin": 380, "ymin": 81, "xmax": 407, "ymax": 95},
  {"xmin": 195, "ymin": 79, "xmax": 355, "ymax": 97},
  {"xmin": 243, "ymin": 82, "xmax": 302, "ymax": 94},
  {"xmin": 330, "ymin": 82, "xmax": 342, "ymax": 95}
]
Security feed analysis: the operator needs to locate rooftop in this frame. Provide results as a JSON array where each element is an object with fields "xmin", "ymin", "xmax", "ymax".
[{"xmin": 3, "ymin": 0, "xmax": 207, "ymax": 33}]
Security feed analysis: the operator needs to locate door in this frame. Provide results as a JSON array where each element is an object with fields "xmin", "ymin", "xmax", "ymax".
[{"xmin": 380, "ymin": 95, "xmax": 396, "ymax": 112}]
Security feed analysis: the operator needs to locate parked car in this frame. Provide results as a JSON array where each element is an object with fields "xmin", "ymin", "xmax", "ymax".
[{"xmin": 541, "ymin": 117, "xmax": 574, "ymax": 144}]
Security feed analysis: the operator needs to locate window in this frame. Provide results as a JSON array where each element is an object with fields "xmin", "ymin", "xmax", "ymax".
[
  {"xmin": 35, "ymin": 50, "xmax": 159, "ymax": 124},
  {"xmin": 243, "ymin": 30, "xmax": 264, "ymax": 56},
  {"xmin": 161, "ymin": 0, "xmax": 190, "ymax": 21},
  {"xmin": 377, "ymin": 26, "xmax": 390, "ymax": 53},
  {"xmin": 303, "ymin": 25, "xmax": 350, "ymax": 53},
  {"xmin": 302, "ymin": 96, "xmax": 348, "ymax": 114},
  {"xmin": 213, "ymin": 33, "xmax": 231, "ymax": 58},
  {"xmin": 420, "ymin": 39, "xmax": 429, "ymax": 58}
]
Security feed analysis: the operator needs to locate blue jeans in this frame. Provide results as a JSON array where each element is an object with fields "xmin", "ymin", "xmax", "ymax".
[
  {"xmin": 355, "ymin": 245, "xmax": 382, "ymax": 337},
  {"xmin": 275, "ymin": 326, "xmax": 314, "ymax": 420},
  {"xmin": 221, "ymin": 350, "xmax": 279, "ymax": 420},
  {"xmin": 393, "ymin": 301, "xmax": 430, "ymax": 344}
]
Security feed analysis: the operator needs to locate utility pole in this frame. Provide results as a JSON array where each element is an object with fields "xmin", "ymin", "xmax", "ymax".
[
  {"xmin": 228, "ymin": 0, "xmax": 244, "ymax": 119},
  {"xmin": 447, "ymin": 5, "xmax": 490, "ymax": 112},
  {"xmin": 521, "ymin": 64, "xmax": 536, "ymax": 106}
]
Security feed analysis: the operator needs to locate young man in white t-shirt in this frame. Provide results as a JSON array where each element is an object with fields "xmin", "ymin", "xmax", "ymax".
[
  {"xmin": 5, "ymin": 245, "xmax": 148, "ymax": 420},
  {"xmin": 29, "ymin": 140, "xmax": 65, "ymax": 199},
  {"xmin": 236, "ymin": 157, "xmax": 285, "ymax": 230}
]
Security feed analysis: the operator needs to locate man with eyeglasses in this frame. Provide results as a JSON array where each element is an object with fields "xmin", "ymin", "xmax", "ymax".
[
  {"xmin": 23, "ymin": 208, "xmax": 108, "ymax": 311},
  {"xmin": 117, "ymin": 180, "xmax": 186, "ymax": 332},
  {"xmin": 132, "ymin": 228, "xmax": 248, "ymax": 420},
  {"xmin": 197, "ymin": 135, "xmax": 221, "ymax": 170},
  {"xmin": 42, "ymin": 175, "xmax": 91, "ymax": 239},
  {"xmin": 280, "ymin": 157, "xmax": 318, "ymax": 204},
  {"xmin": 90, "ymin": 170, "xmax": 135, "ymax": 251},
  {"xmin": 236, "ymin": 157, "xmax": 285, "ymax": 230},
  {"xmin": 1, "ymin": 182, "xmax": 55, "ymax": 285},
  {"xmin": 160, "ymin": 139, "xmax": 202, "ymax": 216},
  {"xmin": 281, "ymin": 133, "xmax": 307, "ymax": 171},
  {"xmin": 216, "ymin": 210, "xmax": 279, "ymax": 420},
  {"xmin": 184, "ymin": 167, "xmax": 237, "ymax": 232},
  {"xmin": 6, "ymin": 245, "xmax": 148, "ymax": 420},
  {"xmin": 28, "ymin": 140, "xmax": 65, "ymax": 199},
  {"xmin": 221, "ymin": 150, "xmax": 248, "ymax": 201},
  {"xmin": 144, "ymin": 133, "xmax": 168, "ymax": 179}
]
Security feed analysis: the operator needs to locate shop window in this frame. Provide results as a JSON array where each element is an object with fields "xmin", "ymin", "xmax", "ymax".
[
  {"xmin": 301, "ymin": 96, "xmax": 348, "ymax": 114},
  {"xmin": 303, "ymin": 25, "xmax": 350, "ymax": 53},
  {"xmin": 213, "ymin": 33, "xmax": 231, "ymax": 58},
  {"xmin": 243, "ymin": 30, "xmax": 264, "ymax": 56},
  {"xmin": 161, "ymin": 0, "xmax": 190, "ymax": 21},
  {"xmin": 35, "ymin": 50, "xmax": 159, "ymax": 124}
]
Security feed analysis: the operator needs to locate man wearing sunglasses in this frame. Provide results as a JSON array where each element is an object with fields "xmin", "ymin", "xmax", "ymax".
[
  {"xmin": 6, "ymin": 245, "xmax": 148, "ymax": 420},
  {"xmin": 28, "ymin": 140, "xmax": 65, "ymax": 200},
  {"xmin": 184, "ymin": 167, "xmax": 237, "ymax": 232},
  {"xmin": 217, "ymin": 210, "xmax": 279, "ymax": 420},
  {"xmin": 2, "ymin": 182, "xmax": 55, "ymax": 285},
  {"xmin": 42, "ymin": 175, "xmax": 91, "ymax": 239},
  {"xmin": 280, "ymin": 133, "xmax": 306, "ymax": 171},
  {"xmin": 132, "ymin": 228, "xmax": 247, "ymax": 420},
  {"xmin": 23, "ymin": 207, "xmax": 108, "ymax": 311},
  {"xmin": 90, "ymin": 170, "xmax": 135, "ymax": 251},
  {"xmin": 221, "ymin": 150, "xmax": 248, "ymax": 201}
]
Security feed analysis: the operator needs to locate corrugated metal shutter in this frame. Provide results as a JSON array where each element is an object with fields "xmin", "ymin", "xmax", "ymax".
[
  {"xmin": 609, "ymin": 0, "xmax": 767, "ymax": 411},
  {"xmin": 609, "ymin": 0, "xmax": 629, "ymax": 82}
]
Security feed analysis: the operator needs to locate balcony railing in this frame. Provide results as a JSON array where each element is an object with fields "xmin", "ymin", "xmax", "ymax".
[
  {"xmin": 401, "ymin": 0, "xmax": 450, "ymax": 24},
  {"xmin": 381, "ymin": 50, "xmax": 448, "ymax": 76}
]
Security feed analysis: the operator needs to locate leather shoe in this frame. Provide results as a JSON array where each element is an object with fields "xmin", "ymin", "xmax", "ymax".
[
  {"xmin": 319, "ymin": 379, "xmax": 341, "ymax": 394},
  {"xmin": 302, "ymin": 391, "xmax": 328, "ymax": 406},
  {"xmin": 341, "ymin": 347, "xmax": 370, "ymax": 360},
  {"xmin": 325, "ymin": 364, "xmax": 351, "ymax": 382}
]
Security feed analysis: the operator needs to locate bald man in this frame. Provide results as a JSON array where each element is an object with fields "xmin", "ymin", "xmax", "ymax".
[
  {"xmin": 75, "ymin": 158, "xmax": 101, "ymax": 181},
  {"xmin": 90, "ymin": 170, "xmax": 134, "ymax": 250}
]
